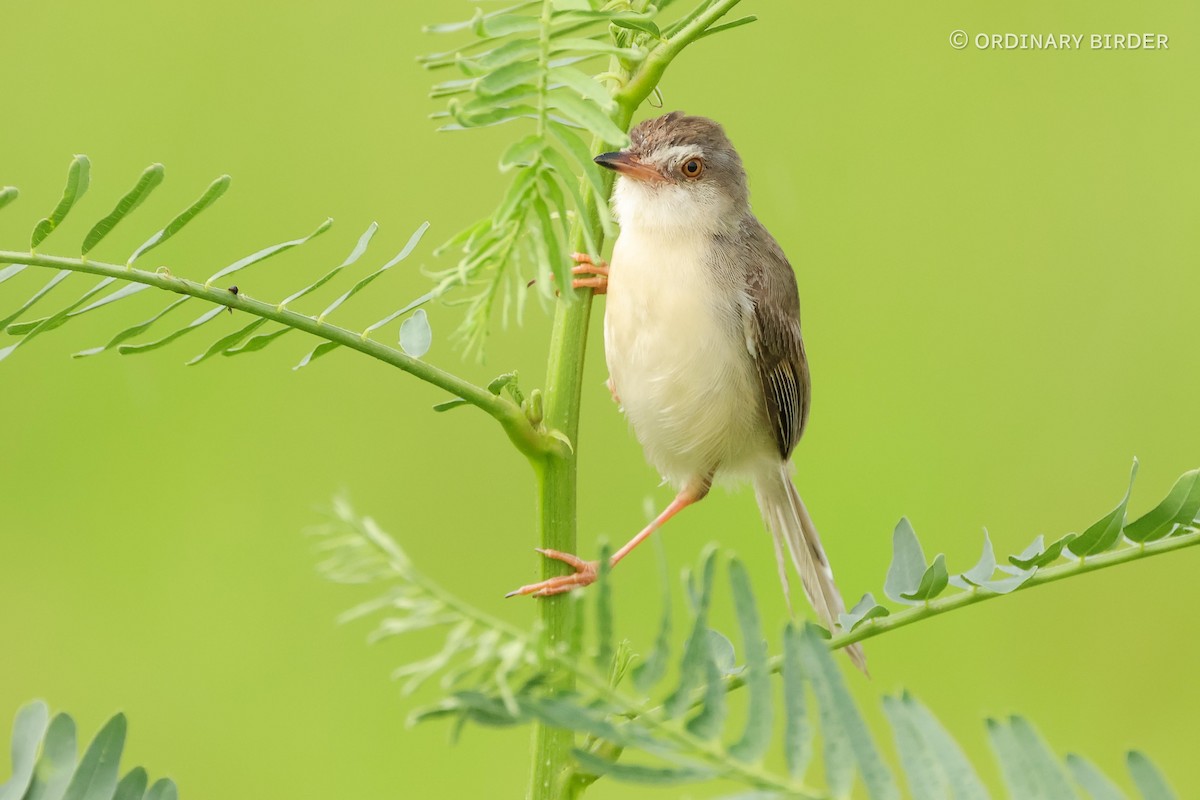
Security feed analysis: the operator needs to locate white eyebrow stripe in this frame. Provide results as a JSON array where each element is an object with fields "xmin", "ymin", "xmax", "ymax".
[{"xmin": 657, "ymin": 144, "xmax": 704, "ymax": 163}]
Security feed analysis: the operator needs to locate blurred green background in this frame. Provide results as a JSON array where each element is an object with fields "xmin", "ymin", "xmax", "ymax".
[{"xmin": 2, "ymin": 0, "xmax": 1198, "ymax": 797}]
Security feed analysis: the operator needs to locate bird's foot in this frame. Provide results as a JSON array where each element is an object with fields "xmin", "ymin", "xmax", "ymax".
[
  {"xmin": 505, "ymin": 548, "xmax": 599, "ymax": 597},
  {"xmin": 570, "ymin": 253, "xmax": 609, "ymax": 295}
]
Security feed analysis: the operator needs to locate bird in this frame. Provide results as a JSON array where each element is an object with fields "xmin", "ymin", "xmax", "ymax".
[{"xmin": 507, "ymin": 111, "xmax": 865, "ymax": 671}]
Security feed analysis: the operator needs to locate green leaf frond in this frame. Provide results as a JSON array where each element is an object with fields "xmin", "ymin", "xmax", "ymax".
[
  {"xmin": 422, "ymin": 0, "xmax": 755, "ymax": 356},
  {"xmin": 0, "ymin": 157, "xmax": 563, "ymax": 461},
  {"xmin": 1, "ymin": 701, "xmax": 179, "ymax": 800},
  {"xmin": 320, "ymin": 477, "xmax": 1188, "ymax": 798},
  {"xmin": 825, "ymin": 460, "xmax": 1200, "ymax": 652}
]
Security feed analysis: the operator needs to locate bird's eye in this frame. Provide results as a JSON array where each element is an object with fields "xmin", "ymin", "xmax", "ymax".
[{"xmin": 680, "ymin": 158, "xmax": 704, "ymax": 178}]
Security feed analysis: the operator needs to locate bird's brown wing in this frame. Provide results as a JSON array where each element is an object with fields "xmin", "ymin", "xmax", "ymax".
[{"xmin": 742, "ymin": 218, "xmax": 810, "ymax": 460}]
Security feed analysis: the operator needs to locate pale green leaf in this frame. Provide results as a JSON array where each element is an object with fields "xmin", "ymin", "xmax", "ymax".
[
  {"xmin": 1125, "ymin": 469, "xmax": 1200, "ymax": 543},
  {"xmin": 530, "ymin": 191, "xmax": 569, "ymax": 296},
  {"xmin": 456, "ymin": 85, "xmax": 540, "ymax": 117},
  {"xmin": 118, "ymin": 305, "xmax": 225, "ymax": 355},
  {"xmin": 1066, "ymin": 754, "xmax": 1126, "ymax": 800},
  {"xmin": 884, "ymin": 517, "xmax": 926, "ymax": 604},
  {"xmin": 364, "ymin": 288, "xmax": 441, "ymax": 339},
  {"xmin": 0, "ymin": 701, "xmax": 49, "ymax": 800},
  {"xmin": 143, "ymin": 780, "xmax": 177, "ymax": 800},
  {"xmin": 423, "ymin": 2, "xmax": 541, "ymax": 34},
  {"xmin": 62, "ymin": 713, "xmax": 125, "ymax": 800},
  {"xmin": 801, "ymin": 626, "xmax": 898, "ymax": 799},
  {"xmin": 477, "ymin": 60, "xmax": 540, "ymax": 96},
  {"xmin": 490, "ymin": 169, "xmax": 538, "ymax": 227},
  {"xmin": 0, "ymin": 276, "xmax": 120, "ymax": 362},
  {"xmin": 82, "ymin": 163, "xmax": 164, "ymax": 255},
  {"xmin": 32, "ymin": 155, "xmax": 91, "ymax": 250},
  {"xmin": 989, "ymin": 717, "xmax": 1075, "ymax": 800},
  {"xmin": 706, "ymin": 629, "xmax": 738, "ymax": 676},
  {"xmin": 988, "ymin": 718, "xmax": 1037, "ymax": 799},
  {"xmin": 318, "ymin": 221, "xmax": 429, "ymax": 319},
  {"xmin": 8, "ymin": 283, "xmax": 151, "ymax": 335},
  {"xmin": 727, "ymin": 557, "xmax": 772, "ymax": 762},
  {"xmin": 472, "ymin": 39, "xmax": 540, "ymax": 71},
  {"xmin": 607, "ymin": 14, "xmax": 661, "ymax": 37},
  {"xmin": 901, "ymin": 694, "xmax": 987, "ymax": 800},
  {"xmin": 1069, "ymin": 459, "xmax": 1139, "ymax": 557},
  {"xmin": 113, "ymin": 768, "xmax": 148, "ymax": 800},
  {"xmin": 204, "ymin": 217, "xmax": 332, "ymax": 286},
  {"xmin": 74, "ymin": 297, "xmax": 191, "ymax": 358},
  {"xmin": 1127, "ymin": 751, "xmax": 1176, "ymax": 800},
  {"xmin": 632, "ymin": 543, "xmax": 671, "ymax": 692},
  {"xmin": 550, "ymin": 37, "xmax": 644, "ymax": 61},
  {"xmin": 540, "ymin": 145, "xmax": 604, "ymax": 252},
  {"xmin": 399, "ymin": 308, "xmax": 432, "ymax": 358},
  {"xmin": 548, "ymin": 91, "xmax": 627, "ymax": 145},
  {"xmin": 593, "ymin": 543, "xmax": 614, "ymax": 670},
  {"xmin": 1008, "ymin": 716, "xmax": 1076, "ymax": 799},
  {"xmin": 0, "ymin": 264, "xmax": 27, "ymax": 285},
  {"xmin": 549, "ymin": 65, "xmax": 615, "ymax": 110},
  {"xmin": 474, "ymin": 12, "xmax": 540, "ymax": 37},
  {"xmin": 696, "ymin": 15, "xmax": 758, "ymax": 40},
  {"xmin": 293, "ymin": 340, "xmax": 340, "ymax": 370},
  {"xmin": 1009, "ymin": 533, "xmax": 1076, "ymax": 570},
  {"xmin": 959, "ymin": 532, "xmax": 997, "ymax": 585},
  {"xmin": 449, "ymin": 98, "xmax": 538, "ymax": 128},
  {"xmin": 547, "ymin": 121, "xmax": 611, "ymax": 210},
  {"xmin": 279, "ymin": 221, "xmax": 379, "ymax": 308},
  {"xmin": 187, "ymin": 318, "xmax": 267, "ymax": 365},
  {"xmin": 24, "ymin": 714, "xmax": 77, "ymax": 800},
  {"xmin": 901, "ymin": 553, "xmax": 949, "ymax": 602},
  {"xmin": 127, "ymin": 174, "xmax": 231, "ymax": 267},
  {"xmin": 0, "ymin": 186, "xmax": 18, "ymax": 212},
  {"xmin": 883, "ymin": 695, "xmax": 948, "ymax": 800},
  {"xmin": 838, "ymin": 592, "xmax": 889, "ymax": 633},
  {"xmin": 539, "ymin": 168, "xmax": 574, "ymax": 259},
  {"xmin": 978, "ymin": 569, "xmax": 1035, "ymax": 595},
  {"xmin": 685, "ymin": 630, "xmax": 726, "ymax": 740},
  {"xmin": 664, "ymin": 546, "xmax": 716, "ymax": 718},
  {"xmin": 499, "ymin": 134, "xmax": 544, "ymax": 171},
  {"xmin": 0, "ymin": 272, "xmax": 71, "ymax": 329},
  {"xmin": 781, "ymin": 624, "xmax": 813, "ymax": 779},
  {"xmin": 571, "ymin": 749, "xmax": 714, "ymax": 785},
  {"xmin": 224, "ymin": 324, "xmax": 291, "ymax": 356}
]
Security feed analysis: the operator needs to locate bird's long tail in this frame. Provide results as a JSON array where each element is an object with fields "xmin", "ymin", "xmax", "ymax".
[{"xmin": 755, "ymin": 463, "xmax": 867, "ymax": 674}]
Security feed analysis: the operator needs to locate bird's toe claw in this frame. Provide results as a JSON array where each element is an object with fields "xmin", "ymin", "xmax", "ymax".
[
  {"xmin": 505, "ymin": 549, "xmax": 599, "ymax": 597},
  {"xmin": 570, "ymin": 253, "xmax": 609, "ymax": 294}
]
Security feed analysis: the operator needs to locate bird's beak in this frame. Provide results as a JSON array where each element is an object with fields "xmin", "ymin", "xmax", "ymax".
[{"xmin": 594, "ymin": 151, "xmax": 662, "ymax": 182}]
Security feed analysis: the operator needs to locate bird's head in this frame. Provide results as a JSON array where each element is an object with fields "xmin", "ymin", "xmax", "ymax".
[{"xmin": 595, "ymin": 111, "xmax": 749, "ymax": 236}]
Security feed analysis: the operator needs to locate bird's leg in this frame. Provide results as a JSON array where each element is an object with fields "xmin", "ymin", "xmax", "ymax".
[
  {"xmin": 570, "ymin": 252, "xmax": 609, "ymax": 295},
  {"xmin": 506, "ymin": 478, "xmax": 711, "ymax": 598}
]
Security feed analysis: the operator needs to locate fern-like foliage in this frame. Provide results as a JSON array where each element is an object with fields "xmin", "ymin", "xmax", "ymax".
[
  {"xmin": 421, "ymin": 0, "xmax": 755, "ymax": 354},
  {"xmin": 1, "ymin": 701, "xmax": 178, "ymax": 800},
  {"xmin": 316, "ymin": 466, "xmax": 1196, "ymax": 798},
  {"xmin": 0, "ymin": 156, "xmax": 431, "ymax": 368},
  {"xmin": 830, "ymin": 460, "xmax": 1200, "ymax": 648},
  {"xmin": 0, "ymin": 159, "xmax": 558, "ymax": 458}
]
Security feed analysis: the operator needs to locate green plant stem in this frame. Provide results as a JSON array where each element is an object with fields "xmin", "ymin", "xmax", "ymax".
[
  {"xmin": 829, "ymin": 529, "xmax": 1200, "ymax": 650},
  {"xmin": 0, "ymin": 250, "xmax": 555, "ymax": 460},
  {"xmin": 616, "ymin": 0, "xmax": 744, "ymax": 109},
  {"xmin": 723, "ymin": 529, "xmax": 1200, "ymax": 697},
  {"xmin": 526, "ymin": 3, "xmax": 744, "ymax": 797}
]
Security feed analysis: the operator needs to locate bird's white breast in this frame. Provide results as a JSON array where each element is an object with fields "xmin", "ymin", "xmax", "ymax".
[{"xmin": 603, "ymin": 218, "xmax": 768, "ymax": 488}]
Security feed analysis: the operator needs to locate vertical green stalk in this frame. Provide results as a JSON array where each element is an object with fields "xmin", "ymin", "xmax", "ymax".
[
  {"xmin": 524, "ymin": 4, "xmax": 742, "ymax": 797},
  {"xmin": 526, "ymin": 108, "xmax": 631, "ymax": 800}
]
